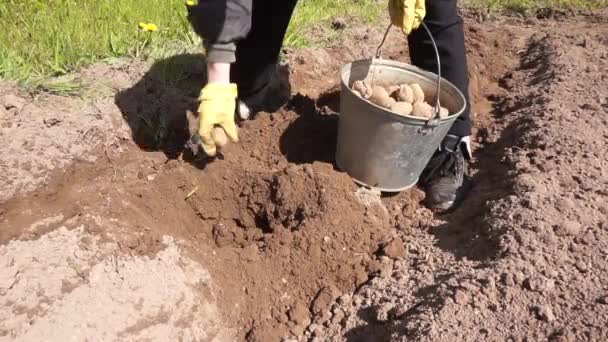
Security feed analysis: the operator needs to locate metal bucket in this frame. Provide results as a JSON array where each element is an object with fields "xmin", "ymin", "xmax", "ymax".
[{"xmin": 335, "ymin": 56, "xmax": 467, "ymax": 192}]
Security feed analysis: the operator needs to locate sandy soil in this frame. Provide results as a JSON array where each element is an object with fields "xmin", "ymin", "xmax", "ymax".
[
  {"xmin": 1, "ymin": 9, "xmax": 607, "ymax": 342},
  {"xmin": 0, "ymin": 221, "xmax": 231, "ymax": 341}
]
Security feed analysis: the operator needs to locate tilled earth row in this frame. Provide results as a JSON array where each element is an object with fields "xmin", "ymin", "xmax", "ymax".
[{"xmin": 315, "ymin": 13, "xmax": 608, "ymax": 342}]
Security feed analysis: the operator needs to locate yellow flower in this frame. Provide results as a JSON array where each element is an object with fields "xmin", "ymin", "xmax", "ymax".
[
  {"xmin": 186, "ymin": 0, "xmax": 195, "ymax": 6},
  {"xmin": 138, "ymin": 22, "xmax": 158, "ymax": 32},
  {"xmin": 145, "ymin": 23, "xmax": 158, "ymax": 32}
]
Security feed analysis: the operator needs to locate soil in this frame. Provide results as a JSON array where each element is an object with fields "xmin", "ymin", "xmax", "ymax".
[{"xmin": 1, "ymin": 9, "xmax": 607, "ymax": 342}]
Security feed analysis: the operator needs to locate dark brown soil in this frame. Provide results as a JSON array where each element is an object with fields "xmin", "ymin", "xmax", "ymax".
[{"xmin": 1, "ymin": 9, "xmax": 607, "ymax": 342}]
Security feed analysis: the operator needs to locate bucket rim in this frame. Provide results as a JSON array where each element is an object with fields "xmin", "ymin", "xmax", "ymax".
[
  {"xmin": 340, "ymin": 58, "xmax": 467, "ymax": 123},
  {"xmin": 335, "ymin": 158, "xmax": 419, "ymax": 192}
]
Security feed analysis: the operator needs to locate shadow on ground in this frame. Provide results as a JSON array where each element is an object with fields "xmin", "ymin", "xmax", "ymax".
[
  {"xmin": 428, "ymin": 71, "xmax": 533, "ymax": 262},
  {"xmin": 279, "ymin": 89, "xmax": 341, "ymax": 165},
  {"xmin": 115, "ymin": 53, "xmax": 206, "ymax": 163},
  {"xmin": 115, "ymin": 54, "xmax": 292, "ymax": 169}
]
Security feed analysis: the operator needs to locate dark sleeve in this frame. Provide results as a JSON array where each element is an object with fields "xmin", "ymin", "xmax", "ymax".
[{"xmin": 187, "ymin": 0, "xmax": 253, "ymax": 63}]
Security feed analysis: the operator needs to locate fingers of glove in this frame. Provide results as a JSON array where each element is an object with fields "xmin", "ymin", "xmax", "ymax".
[
  {"xmin": 200, "ymin": 136, "xmax": 217, "ymax": 156},
  {"xmin": 412, "ymin": 0, "xmax": 426, "ymax": 30},
  {"xmin": 389, "ymin": 0, "xmax": 416, "ymax": 34},
  {"xmin": 388, "ymin": 0, "xmax": 407, "ymax": 28},
  {"xmin": 199, "ymin": 116, "xmax": 218, "ymax": 156},
  {"xmin": 197, "ymin": 83, "xmax": 238, "ymax": 156},
  {"xmin": 220, "ymin": 117, "xmax": 239, "ymax": 142}
]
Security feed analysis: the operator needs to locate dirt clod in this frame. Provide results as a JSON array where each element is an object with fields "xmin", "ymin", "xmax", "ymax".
[
  {"xmin": 454, "ymin": 290, "xmax": 471, "ymax": 306},
  {"xmin": 43, "ymin": 118, "xmax": 61, "ymax": 127},
  {"xmin": 549, "ymin": 330, "xmax": 577, "ymax": 342},
  {"xmin": 331, "ymin": 19, "xmax": 346, "ymax": 31},
  {"xmin": 312, "ymin": 286, "xmax": 340, "ymax": 316},
  {"xmin": 575, "ymin": 260, "xmax": 588, "ymax": 273},
  {"xmin": 581, "ymin": 103, "xmax": 600, "ymax": 111},
  {"xmin": 330, "ymin": 308, "xmax": 345, "ymax": 326},
  {"xmin": 2, "ymin": 94, "xmax": 26, "ymax": 111},
  {"xmin": 535, "ymin": 305, "xmax": 556, "ymax": 322},
  {"xmin": 524, "ymin": 275, "xmax": 554, "ymax": 293},
  {"xmin": 289, "ymin": 302, "xmax": 311, "ymax": 327},
  {"xmin": 381, "ymin": 238, "xmax": 406, "ymax": 259},
  {"xmin": 555, "ymin": 220, "xmax": 582, "ymax": 236},
  {"xmin": 502, "ymin": 272, "xmax": 516, "ymax": 287}
]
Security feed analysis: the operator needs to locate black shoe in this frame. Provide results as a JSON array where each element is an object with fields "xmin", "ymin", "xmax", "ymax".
[{"xmin": 420, "ymin": 134, "xmax": 470, "ymax": 212}]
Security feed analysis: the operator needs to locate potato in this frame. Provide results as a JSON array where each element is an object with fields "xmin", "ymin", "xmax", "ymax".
[
  {"xmin": 390, "ymin": 101, "xmax": 413, "ymax": 116},
  {"xmin": 386, "ymin": 85, "xmax": 400, "ymax": 98},
  {"xmin": 212, "ymin": 126, "xmax": 229, "ymax": 148},
  {"xmin": 412, "ymin": 101, "xmax": 434, "ymax": 119},
  {"xmin": 410, "ymin": 83, "xmax": 425, "ymax": 103},
  {"xmin": 439, "ymin": 106, "xmax": 449, "ymax": 118},
  {"xmin": 369, "ymin": 86, "xmax": 391, "ymax": 106},
  {"xmin": 377, "ymin": 97, "xmax": 396, "ymax": 109},
  {"xmin": 396, "ymin": 84, "xmax": 414, "ymax": 103},
  {"xmin": 352, "ymin": 89, "xmax": 362, "ymax": 98},
  {"xmin": 352, "ymin": 80, "xmax": 372, "ymax": 99}
]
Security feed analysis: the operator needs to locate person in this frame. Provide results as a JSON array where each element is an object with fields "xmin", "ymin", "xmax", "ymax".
[{"xmin": 187, "ymin": 0, "xmax": 472, "ymax": 212}]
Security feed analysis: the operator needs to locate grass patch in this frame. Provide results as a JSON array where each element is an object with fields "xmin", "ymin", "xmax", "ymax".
[
  {"xmin": 0, "ymin": 0, "xmax": 197, "ymax": 84},
  {"xmin": 0, "ymin": 0, "xmax": 381, "ymax": 84},
  {"xmin": 463, "ymin": 0, "xmax": 607, "ymax": 13},
  {"xmin": 284, "ymin": 0, "xmax": 383, "ymax": 48},
  {"xmin": 2, "ymin": 0, "xmax": 605, "ymax": 85}
]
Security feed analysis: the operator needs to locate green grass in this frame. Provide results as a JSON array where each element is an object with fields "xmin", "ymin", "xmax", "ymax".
[
  {"xmin": 1, "ymin": 0, "xmax": 605, "ymax": 86},
  {"xmin": 284, "ymin": 0, "xmax": 383, "ymax": 47},
  {"xmin": 0, "ymin": 0, "xmax": 381, "ymax": 85},
  {"xmin": 0, "ymin": 0, "xmax": 197, "ymax": 84},
  {"xmin": 463, "ymin": 0, "xmax": 607, "ymax": 13}
]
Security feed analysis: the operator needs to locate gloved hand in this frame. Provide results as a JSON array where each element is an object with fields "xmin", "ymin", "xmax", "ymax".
[
  {"xmin": 197, "ymin": 83, "xmax": 239, "ymax": 156},
  {"xmin": 388, "ymin": 0, "xmax": 426, "ymax": 35}
]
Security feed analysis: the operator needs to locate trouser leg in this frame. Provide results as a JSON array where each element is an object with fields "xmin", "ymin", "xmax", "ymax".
[
  {"xmin": 231, "ymin": 0, "xmax": 298, "ymax": 104},
  {"xmin": 408, "ymin": 0, "xmax": 471, "ymax": 137}
]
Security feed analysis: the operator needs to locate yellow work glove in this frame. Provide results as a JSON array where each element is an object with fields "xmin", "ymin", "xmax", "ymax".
[
  {"xmin": 197, "ymin": 83, "xmax": 239, "ymax": 156},
  {"xmin": 388, "ymin": 0, "xmax": 426, "ymax": 35}
]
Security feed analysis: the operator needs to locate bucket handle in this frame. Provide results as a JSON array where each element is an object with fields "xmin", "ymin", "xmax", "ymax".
[{"xmin": 374, "ymin": 22, "xmax": 443, "ymax": 135}]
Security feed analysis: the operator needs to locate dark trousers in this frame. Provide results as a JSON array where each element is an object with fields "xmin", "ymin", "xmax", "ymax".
[
  {"xmin": 230, "ymin": 0, "xmax": 298, "ymax": 101},
  {"xmin": 232, "ymin": 0, "xmax": 471, "ymax": 137},
  {"xmin": 408, "ymin": 0, "xmax": 471, "ymax": 137}
]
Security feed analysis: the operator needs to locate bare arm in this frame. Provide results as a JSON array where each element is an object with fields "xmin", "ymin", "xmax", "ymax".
[{"xmin": 207, "ymin": 62, "xmax": 231, "ymax": 84}]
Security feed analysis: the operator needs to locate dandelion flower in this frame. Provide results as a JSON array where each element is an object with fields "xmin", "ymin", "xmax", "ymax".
[
  {"xmin": 145, "ymin": 23, "xmax": 158, "ymax": 32},
  {"xmin": 186, "ymin": 0, "xmax": 195, "ymax": 6},
  {"xmin": 139, "ymin": 22, "xmax": 158, "ymax": 32}
]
